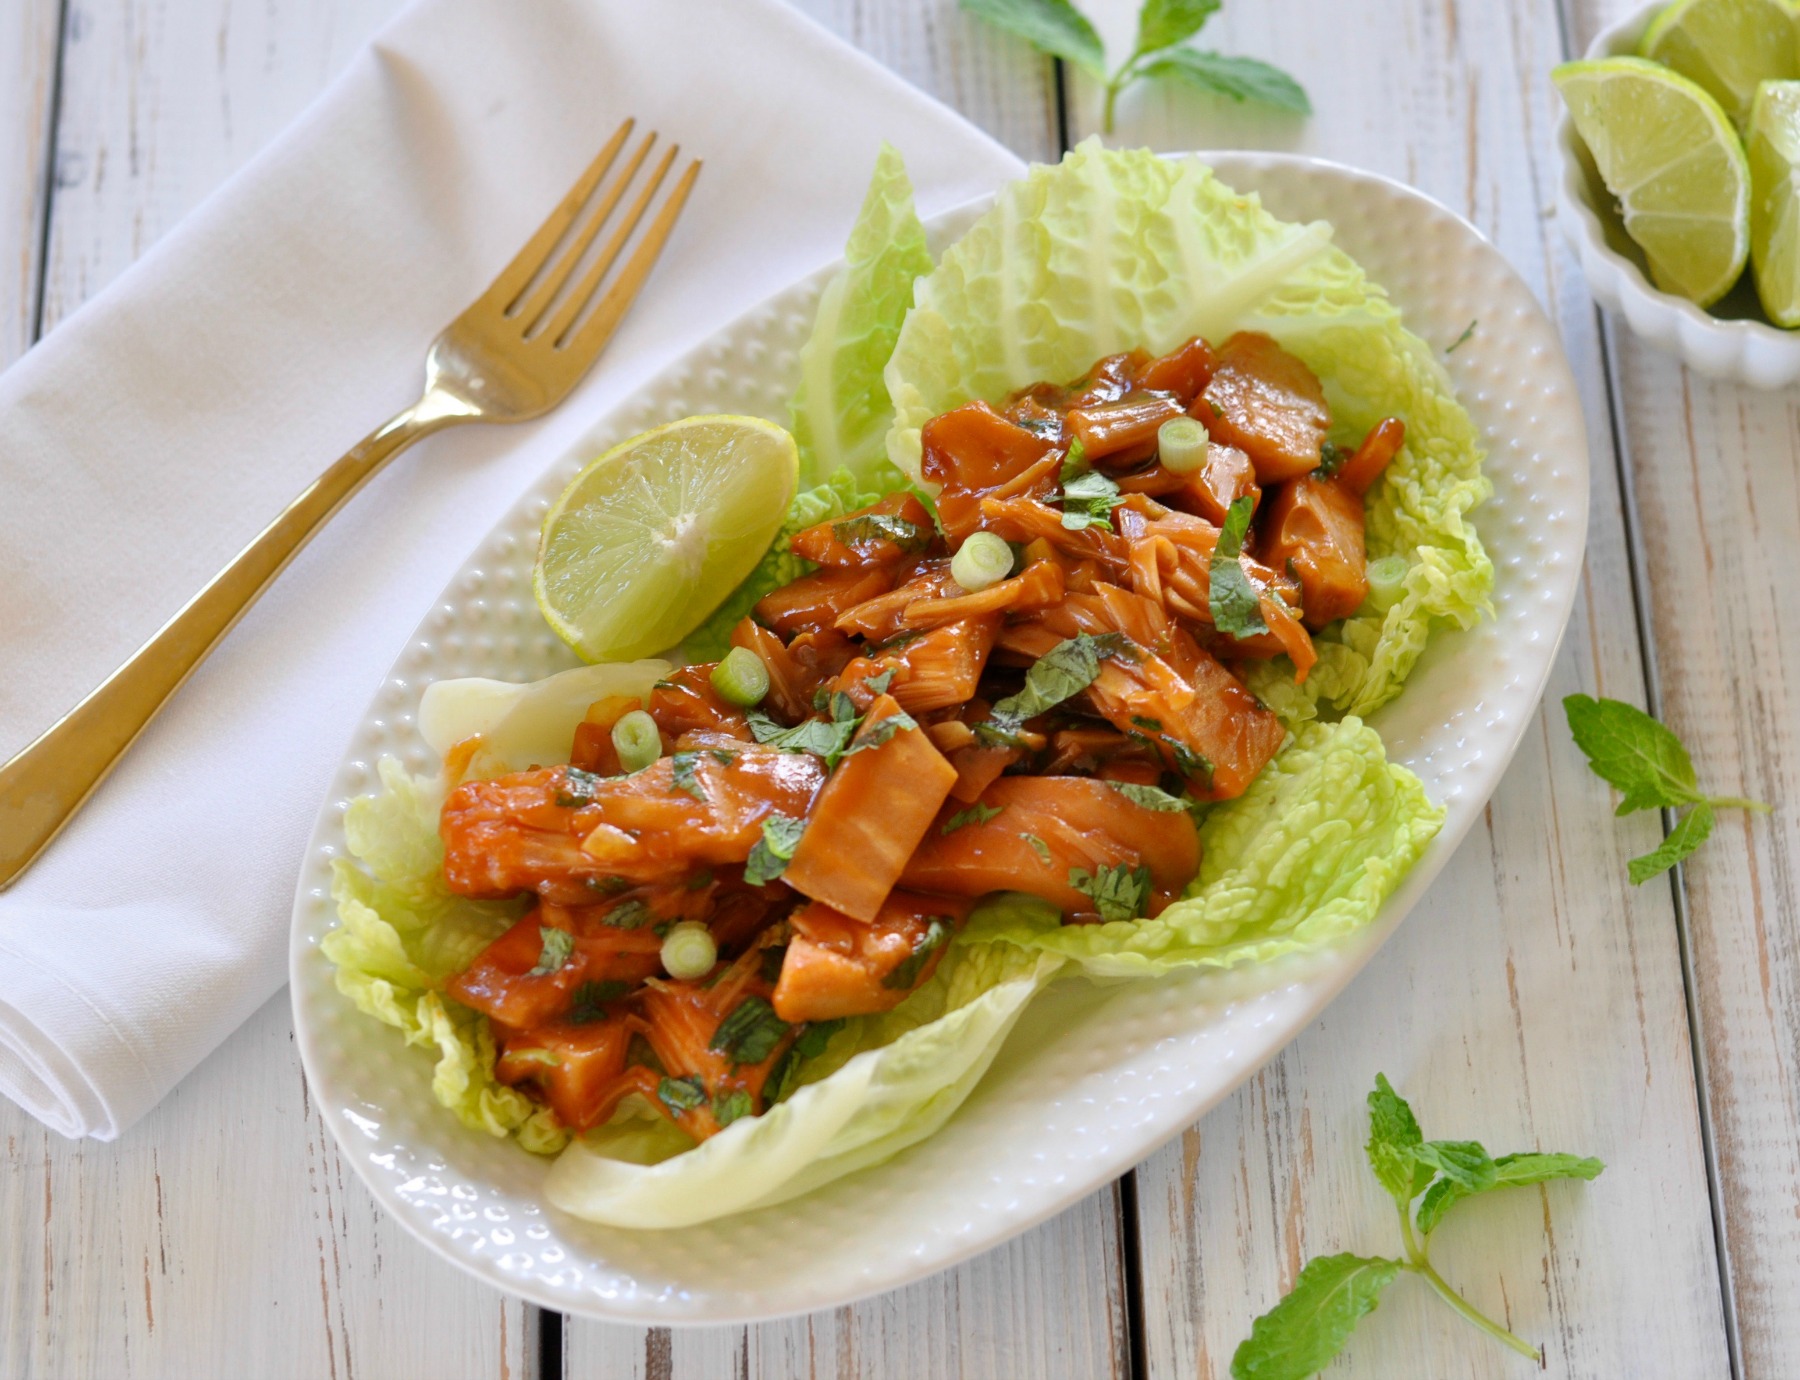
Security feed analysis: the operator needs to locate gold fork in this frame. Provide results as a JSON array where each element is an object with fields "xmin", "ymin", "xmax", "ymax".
[{"xmin": 0, "ymin": 118, "xmax": 699, "ymax": 889}]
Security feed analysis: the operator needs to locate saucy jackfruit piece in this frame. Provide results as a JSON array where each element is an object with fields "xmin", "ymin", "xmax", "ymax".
[
  {"xmin": 900, "ymin": 775, "xmax": 1200, "ymax": 918},
  {"xmin": 789, "ymin": 492, "xmax": 936, "ymax": 567},
  {"xmin": 1199, "ymin": 332, "xmax": 1331, "ymax": 484},
  {"xmin": 1137, "ymin": 336, "xmax": 1218, "ymax": 404},
  {"xmin": 647, "ymin": 664, "xmax": 749, "ymax": 739},
  {"xmin": 1164, "ymin": 442, "xmax": 1261, "ymax": 527},
  {"xmin": 755, "ymin": 564, "xmax": 896, "ymax": 638},
  {"xmin": 772, "ymin": 891, "xmax": 974, "ymax": 1023},
  {"xmin": 920, "ymin": 402, "xmax": 1058, "ymax": 540},
  {"xmin": 1066, "ymin": 395, "xmax": 1186, "ymax": 463}
]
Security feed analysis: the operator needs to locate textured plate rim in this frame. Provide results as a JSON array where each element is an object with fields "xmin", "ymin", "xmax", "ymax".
[{"xmin": 289, "ymin": 151, "xmax": 1590, "ymax": 1324}]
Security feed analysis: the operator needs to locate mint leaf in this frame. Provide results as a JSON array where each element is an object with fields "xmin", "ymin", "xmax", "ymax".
[
  {"xmin": 601, "ymin": 898, "xmax": 655, "ymax": 930},
  {"xmin": 1629, "ymin": 801, "xmax": 1714, "ymax": 885},
  {"xmin": 1416, "ymin": 1151, "xmax": 1605, "ymax": 1236},
  {"xmin": 1068, "ymin": 861, "xmax": 1151, "ymax": 921},
  {"xmin": 942, "ymin": 802, "xmax": 1004, "ymax": 834},
  {"xmin": 959, "ymin": 0, "xmax": 1107, "ymax": 79},
  {"xmin": 1413, "ymin": 1139, "xmax": 1497, "ymax": 1194},
  {"xmin": 1143, "ymin": 48, "xmax": 1312, "ymax": 113},
  {"xmin": 977, "ymin": 632, "xmax": 1129, "ymax": 744},
  {"xmin": 670, "ymin": 751, "xmax": 708, "ymax": 802},
  {"xmin": 527, "ymin": 926, "xmax": 574, "ymax": 978},
  {"xmin": 832, "ymin": 512, "xmax": 931, "ymax": 555},
  {"xmin": 747, "ymin": 706, "xmax": 863, "ymax": 768},
  {"xmin": 866, "ymin": 668, "xmax": 896, "ymax": 695},
  {"xmin": 555, "ymin": 766, "xmax": 604, "ymax": 808},
  {"xmin": 845, "ymin": 705, "xmax": 920, "ymax": 756},
  {"xmin": 744, "ymin": 813, "xmax": 806, "ymax": 887},
  {"xmin": 1365, "ymin": 1074, "xmax": 1428, "ymax": 1204},
  {"xmin": 567, "ymin": 979, "xmax": 629, "ymax": 1023},
  {"xmin": 712, "ymin": 1088, "xmax": 753, "ymax": 1128},
  {"xmin": 1562, "ymin": 693, "xmax": 1701, "ymax": 815},
  {"xmin": 1133, "ymin": 0, "xmax": 1219, "ymax": 56},
  {"xmin": 1230, "ymin": 1253, "xmax": 1401, "ymax": 1380},
  {"xmin": 1104, "ymin": 780, "xmax": 1188, "ymax": 812},
  {"xmin": 883, "ymin": 918, "xmax": 951, "ymax": 990},
  {"xmin": 1209, "ymin": 495, "xmax": 1270, "ymax": 639},
  {"xmin": 709, "ymin": 995, "xmax": 789, "ymax": 1065},
  {"xmin": 657, "ymin": 1075, "xmax": 707, "ymax": 1116},
  {"xmin": 1059, "ymin": 468, "xmax": 1123, "ymax": 531}
]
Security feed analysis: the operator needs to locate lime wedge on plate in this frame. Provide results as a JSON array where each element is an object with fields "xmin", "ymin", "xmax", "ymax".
[
  {"xmin": 1554, "ymin": 56, "xmax": 1751, "ymax": 306},
  {"xmin": 535, "ymin": 415, "xmax": 798, "ymax": 661},
  {"xmin": 1640, "ymin": 0, "xmax": 1799, "ymax": 131},
  {"xmin": 1749, "ymin": 80, "xmax": 1800, "ymax": 326}
]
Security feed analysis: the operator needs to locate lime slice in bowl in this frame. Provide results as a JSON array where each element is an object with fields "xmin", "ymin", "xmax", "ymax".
[
  {"xmin": 535, "ymin": 415, "xmax": 798, "ymax": 661},
  {"xmin": 1554, "ymin": 56, "xmax": 1751, "ymax": 307},
  {"xmin": 1749, "ymin": 80, "xmax": 1800, "ymax": 326},
  {"xmin": 1640, "ymin": 0, "xmax": 1799, "ymax": 132}
]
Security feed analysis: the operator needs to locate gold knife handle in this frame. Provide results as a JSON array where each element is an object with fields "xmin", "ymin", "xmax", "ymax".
[{"xmin": 0, "ymin": 394, "xmax": 470, "ymax": 889}]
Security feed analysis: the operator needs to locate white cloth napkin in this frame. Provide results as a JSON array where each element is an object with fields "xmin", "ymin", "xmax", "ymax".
[{"xmin": 0, "ymin": 0, "xmax": 1023, "ymax": 1139}]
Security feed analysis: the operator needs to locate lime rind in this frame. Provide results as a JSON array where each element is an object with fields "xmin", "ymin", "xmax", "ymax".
[
  {"xmin": 1749, "ymin": 80, "xmax": 1800, "ymax": 327},
  {"xmin": 1640, "ymin": 0, "xmax": 1800, "ymax": 132},
  {"xmin": 1554, "ymin": 55, "xmax": 1752, "ymax": 307},
  {"xmin": 534, "ymin": 415, "xmax": 799, "ymax": 662}
]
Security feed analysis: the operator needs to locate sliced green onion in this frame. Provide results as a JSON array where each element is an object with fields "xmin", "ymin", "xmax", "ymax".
[
  {"xmin": 710, "ymin": 646, "xmax": 771, "ymax": 707},
  {"xmin": 951, "ymin": 531, "xmax": 1014, "ymax": 593},
  {"xmin": 611, "ymin": 709, "xmax": 663, "ymax": 773},
  {"xmin": 1365, "ymin": 554, "xmax": 1409, "ymax": 612},
  {"xmin": 1157, "ymin": 416, "xmax": 1210, "ymax": 474},
  {"xmin": 660, "ymin": 921, "xmax": 717, "ymax": 980}
]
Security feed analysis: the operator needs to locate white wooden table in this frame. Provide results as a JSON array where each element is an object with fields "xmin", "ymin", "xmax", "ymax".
[{"xmin": 2, "ymin": 0, "xmax": 1793, "ymax": 1375}]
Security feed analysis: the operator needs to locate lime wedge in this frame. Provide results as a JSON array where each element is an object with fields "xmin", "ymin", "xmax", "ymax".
[
  {"xmin": 1554, "ymin": 56, "xmax": 1751, "ymax": 306},
  {"xmin": 1640, "ymin": 0, "xmax": 1799, "ymax": 132},
  {"xmin": 535, "ymin": 415, "xmax": 798, "ymax": 661},
  {"xmin": 1749, "ymin": 80, "xmax": 1800, "ymax": 325}
]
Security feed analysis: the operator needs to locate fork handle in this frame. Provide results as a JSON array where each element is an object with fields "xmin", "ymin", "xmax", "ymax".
[{"xmin": 0, "ymin": 392, "xmax": 472, "ymax": 890}]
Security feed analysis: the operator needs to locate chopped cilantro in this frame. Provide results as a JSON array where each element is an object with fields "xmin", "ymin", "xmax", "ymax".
[
  {"xmin": 709, "ymin": 996, "xmax": 789, "ymax": 1066},
  {"xmin": 941, "ymin": 802, "xmax": 1004, "ymax": 834},
  {"xmin": 1209, "ymin": 495, "xmax": 1270, "ymax": 640},
  {"xmin": 883, "ymin": 918, "xmax": 950, "ymax": 990},
  {"xmin": 744, "ymin": 814, "xmax": 806, "ymax": 886},
  {"xmin": 1068, "ymin": 862, "xmax": 1152, "ymax": 921},
  {"xmin": 526, "ymin": 926, "xmax": 574, "ymax": 977}
]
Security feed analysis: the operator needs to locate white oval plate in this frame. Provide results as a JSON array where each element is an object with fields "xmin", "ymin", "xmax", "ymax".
[{"xmin": 290, "ymin": 153, "xmax": 1588, "ymax": 1324}]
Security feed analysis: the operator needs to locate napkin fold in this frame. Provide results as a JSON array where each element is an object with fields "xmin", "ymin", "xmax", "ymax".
[{"xmin": 0, "ymin": 0, "xmax": 1023, "ymax": 1139}]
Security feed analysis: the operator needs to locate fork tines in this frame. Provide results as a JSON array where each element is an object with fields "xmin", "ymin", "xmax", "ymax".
[{"xmin": 488, "ymin": 117, "xmax": 701, "ymax": 352}]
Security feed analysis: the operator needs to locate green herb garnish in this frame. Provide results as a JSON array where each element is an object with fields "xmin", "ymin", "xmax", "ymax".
[
  {"xmin": 526, "ymin": 926, "xmax": 574, "ymax": 977},
  {"xmin": 1229, "ymin": 1074, "xmax": 1602, "ymax": 1378},
  {"xmin": 865, "ymin": 668, "xmax": 896, "ymax": 695},
  {"xmin": 744, "ymin": 814, "xmax": 806, "ymax": 886},
  {"xmin": 977, "ymin": 632, "xmax": 1129, "ymax": 745},
  {"xmin": 1563, "ymin": 694, "xmax": 1769, "ymax": 884},
  {"xmin": 882, "ymin": 919, "xmax": 951, "ymax": 990},
  {"xmin": 601, "ymin": 899, "xmax": 655, "ymax": 930},
  {"xmin": 747, "ymin": 699, "xmax": 864, "ymax": 769},
  {"xmin": 669, "ymin": 751, "xmax": 707, "ymax": 801},
  {"xmin": 1059, "ymin": 468, "xmax": 1123, "ymax": 532},
  {"xmin": 711, "ymin": 1088, "xmax": 753, "ymax": 1128},
  {"xmin": 1446, "ymin": 318, "xmax": 1477, "ymax": 353},
  {"xmin": 942, "ymin": 802, "xmax": 1004, "ymax": 834},
  {"xmin": 554, "ymin": 766, "xmax": 604, "ymax": 808},
  {"xmin": 567, "ymin": 979, "xmax": 629, "ymax": 1023},
  {"xmin": 1104, "ymin": 781, "xmax": 1187, "ymax": 812},
  {"xmin": 833, "ymin": 512, "xmax": 931, "ymax": 554},
  {"xmin": 656, "ymin": 1075, "xmax": 707, "ymax": 1116},
  {"xmin": 844, "ymin": 706, "xmax": 919, "ymax": 756},
  {"xmin": 708, "ymin": 996, "xmax": 789, "ymax": 1066},
  {"xmin": 1209, "ymin": 494, "xmax": 1269, "ymax": 640},
  {"xmin": 1025, "ymin": 834, "xmax": 1052, "ymax": 864},
  {"xmin": 1068, "ymin": 862, "xmax": 1151, "ymax": 920},
  {"xmin": 960, "ymin": 0, "xmax": 1309, "ymax": 135}
]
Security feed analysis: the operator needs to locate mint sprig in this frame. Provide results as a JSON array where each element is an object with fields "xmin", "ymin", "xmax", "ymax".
[
  {"xmin": 961, "ymin": 0, "xmax": 1309, "ymax": 135},
  {"xmin": 1563, "ymin": 694, "xmax": 1769, "ymax": 884},
  {"xmin": 1230, "ymin": 1074, "xmax": 1603, "ymax": 1379},
  {"xmin": 1209, "ymin": 494, "xmax": 1269, "ymax": 639}
]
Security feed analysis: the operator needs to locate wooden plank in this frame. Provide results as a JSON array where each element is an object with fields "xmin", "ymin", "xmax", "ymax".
[
  {"xmin": 1565, "ymin": 2, "xmax": 1800, "ymax": 1372},
  {"xmin": 1, "ymin": 2, "xmax": 534, "ymax": 1377},
  {"xmin": 1061, "ymin": 0, "xmax": 1735, "ymax": 1374},
  {"xmin": 558, "ymin": 5, "xmax": 1132, "ymax": 1375},
  {"xmin": 0, "ymin": 0, "xmax": 58, "ymax": 362}
]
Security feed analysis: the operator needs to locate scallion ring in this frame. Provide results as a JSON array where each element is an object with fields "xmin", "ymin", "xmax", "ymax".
[
  {"xmin": 710, "ymin": 646, "xmax": 771, "ymax": 707},
  {"xmin": 611, "ymin": 709, "xmax": 663, "ymax": 773},
  {"xmin": 660, "ymin": 921, "xmax": 718, "ymax": 980},
  {"xmin": 1157, "ymin": 416, "xmax": 1210, "ymax": 474},
  {"xmin": 950, "ymin": 531, "xmax": 1014, "ymax": 593},
  {"xmin": 1364, "ymin": 554, "xmax": 1409, "ymax": 613}
]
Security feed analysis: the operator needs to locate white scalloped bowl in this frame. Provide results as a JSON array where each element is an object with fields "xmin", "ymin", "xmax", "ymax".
[
  {"xmin": 290, "ymin": 154, "xmax": 1590, "ymax": 1324},
  {"xmin": 1555, "ymin": 2, "xmax": 1800, "ymax": 388}
]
